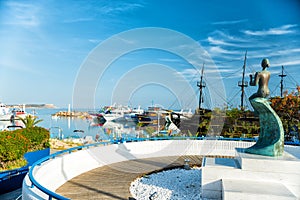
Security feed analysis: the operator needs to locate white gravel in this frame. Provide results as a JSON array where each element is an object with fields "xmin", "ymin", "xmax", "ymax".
[{"xmin": 130, "ymin": 167, "xmax": 202, "ymax": 200}]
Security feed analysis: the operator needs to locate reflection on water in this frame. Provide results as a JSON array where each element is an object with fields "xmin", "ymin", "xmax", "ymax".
[{"xmin": 1, "ymin": 108, "xmax": 147, "ymax": 142}]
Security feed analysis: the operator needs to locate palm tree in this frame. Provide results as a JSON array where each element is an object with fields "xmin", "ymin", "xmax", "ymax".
[{"xmin": 18, "ymin": 115, "xmax": 43, "ymax": 128}]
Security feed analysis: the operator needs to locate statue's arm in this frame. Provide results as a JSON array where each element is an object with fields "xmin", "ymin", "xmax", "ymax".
[{"xmin": 250, "ymin": 72, "xmax": 259, "ymax": 86}]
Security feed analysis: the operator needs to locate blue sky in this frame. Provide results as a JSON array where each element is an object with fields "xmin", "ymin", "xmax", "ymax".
[{"xmin": 0, "ymin": 0, "xmax": 299, "ymax": 110}]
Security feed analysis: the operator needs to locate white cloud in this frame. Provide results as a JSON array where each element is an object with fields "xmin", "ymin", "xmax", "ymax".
[
  {"xmin": 273, "ymin": 59, "xmax": 300, "ymax": 67},
  {"xmin": 278, "ymin": 48, "xmax": 300, "ymax": 55},
  {"xmin": 63, "ymin": 18, "xmax": 94, "ymax": 23},
  {"xmin": 99, "ymin": 2, "xmax": 144, "ymax": 15},
  {"xmin": 212, "ymin": 19, "xmax": 248, "ymax": 25},
  {"xmin": 3, "ymin": 2, "xmax": 40, "ymax": 27},
  {"xmin": 179, "ymin": 68, "xmax": 200, "ymax": 77},
  {"xmin": 88, "ymin": 39, "xmax": 103, "ymax": 44},
  {"xmin": 209, "ymin": 46, "xmax": 240, "ymax": 55},
  {"xmin": 176, "ymin": 66, "xmax": 237, "ymax": 81},
  {"xmin": 209, "ymin": 30, "xmax": 248, "ymax": 42},
  {"xmin": 207, "ymin": 37, "xmax": 235, "ymax": 46},
  {"xmin": 243, "ymin": 24, "xmax": 298, "ymax": 36}
]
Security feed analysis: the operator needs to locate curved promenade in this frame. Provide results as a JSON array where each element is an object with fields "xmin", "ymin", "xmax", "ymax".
[
  {"xmin": 56, "ymin": 155, "xmax": 203, "ymax": 199},
  {"xmin": 22, "ymin": 139, "xmax": 253, "ymax": 199},
  {"xmin": 22, "ymin": 139, "xmax": 300, "ymax": 199}
]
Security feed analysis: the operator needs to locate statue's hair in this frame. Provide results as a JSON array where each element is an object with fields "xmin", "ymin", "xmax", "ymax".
[{"xmin": 261, "ymin": 58, "xmax": 270, "ymax": 68}]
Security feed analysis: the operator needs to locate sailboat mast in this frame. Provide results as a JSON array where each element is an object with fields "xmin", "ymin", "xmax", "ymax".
[
  {"xmin": 279, "ymin": 65, "xmax": 286, "ymax": 98},
  {"xmin": 238, "ymin": 51, "xmax": 248, "ymax": 111},
  {"xmin": 197, "ymin": 63, "xmax": 206, "ymax": 110}
]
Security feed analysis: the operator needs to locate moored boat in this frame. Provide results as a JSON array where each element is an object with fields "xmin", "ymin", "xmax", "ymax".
[{"xmin": 0, "ymin": 103, "xmax": 28, "ymax": 121}]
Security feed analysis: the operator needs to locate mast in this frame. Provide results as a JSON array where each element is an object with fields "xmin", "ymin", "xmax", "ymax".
[
  {"xmin": 197, "ymin": 63, "xmax": 206, "ymax": 110},
  {"xmin": 278, "ymin": 65, "xmax": 286, "ymax": 98},
  {"xmin": 238, "ymin": 51, "xmax": 248, "ymax": 111}
]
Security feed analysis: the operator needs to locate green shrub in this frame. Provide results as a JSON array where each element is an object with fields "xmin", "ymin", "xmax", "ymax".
[
  {"xmin": 0, "ymin": 127, "xmax": 50, "ymax": 168},
  {"xmin": 19, "ymin": 127, "xmax": 50, "ymax": 151},
  {"xmin": 0, "ymin": 131, "xmax": 29, "ymax": 162}
]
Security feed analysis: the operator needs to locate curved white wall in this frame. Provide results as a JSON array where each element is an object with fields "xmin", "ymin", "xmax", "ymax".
[{"xmin": 22, "ymin": 140, "xmax": 254, "ymax": 199}]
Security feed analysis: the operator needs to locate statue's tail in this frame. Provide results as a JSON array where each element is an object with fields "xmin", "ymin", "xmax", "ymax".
[{"xmin": 245, "ymin": 98, "xmax": 284, "ymax": 156}]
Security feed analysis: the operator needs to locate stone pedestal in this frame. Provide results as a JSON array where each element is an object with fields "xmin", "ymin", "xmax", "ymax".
[{"xmin": 201, "ymin": 147, "xmax": 300, "ymax": 199}]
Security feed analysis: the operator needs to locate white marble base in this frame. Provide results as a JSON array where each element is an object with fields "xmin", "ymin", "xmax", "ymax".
[
  {"xmin": 201, "ymin": 147, "xmax": 300, "ymax": 199},
  {"xmin": 222, "ymin": 179, "xmax": 296, "ymax": 200},
  {"xmin": 236, "ymin": 148, "xmax": 300, "ymax": 174}
]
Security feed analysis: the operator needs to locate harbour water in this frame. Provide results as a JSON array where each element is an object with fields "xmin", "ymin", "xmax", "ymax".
[{"xmin": 0, "ymin": 108, "xmax": 147, "ymax": 142}]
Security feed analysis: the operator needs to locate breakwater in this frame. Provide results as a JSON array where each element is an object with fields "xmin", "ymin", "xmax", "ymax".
[{"xmin": 52, "ymin": 111, "xmax": 90, "ymax": 118}]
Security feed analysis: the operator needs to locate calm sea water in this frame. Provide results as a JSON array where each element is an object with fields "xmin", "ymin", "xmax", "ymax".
[{"xmin": 0, "ymin": 108, "xmax": 145, "ymax": 141}]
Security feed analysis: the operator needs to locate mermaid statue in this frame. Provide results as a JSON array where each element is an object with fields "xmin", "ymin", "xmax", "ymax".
[{"xmin": 245, "ymin": 58, "xmax": 284, "ymax": 156}]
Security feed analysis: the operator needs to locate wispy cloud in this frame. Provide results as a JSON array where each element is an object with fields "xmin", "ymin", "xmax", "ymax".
[
  {"xmin": 273, "ymin": 59, "xmax": 300, "ymax": 67},
  {"xmin": 178, "ymin": 68, "xmax": 200, "ymax": 77},
  {"xmin": 51, "ymin": 2, "xmax": 145, "ymax": 25},
  {"xmin": 243, "ymin": 24, "xmax": 298, "ymax": 36},
  {"xmin": 88, "ymin": 39, "xmax": 103, "ymax": 44},
  {"xmin": 208, "ymin": 30, "xmax": 248, "ymax": 42},
  {"xmin": 99, "ymin": 2, "xmax": 144, "ymax": 15},
  {"xmin": 212, "ymin": 19, "xmax": 248, "ymax": 25},
  {"xmin": 3, "ymin": 2, "xmax": 40, "ymax": 27},
  {"xmin": 176, "ymin": 66, "xmax": 237, "ymax": 80},
  {"xmin": 207, "ymin": 37, "xmax": 235, "ymax": 46},
  {"xmin": 63, "ymin": 18, "xmax": 94, "ymax": 23},
  {"xmin": 209, "ymin": 46, "xmax": 240, "ymax": 55},
  {"xmin": 278, "ymin": 48, "xmax": 300, "ymax": 55}
]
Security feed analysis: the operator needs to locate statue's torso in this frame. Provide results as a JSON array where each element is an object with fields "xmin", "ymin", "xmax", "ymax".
[{"xmin": 257, "ymin": 71, "xmax": 270, "ymax": 98}]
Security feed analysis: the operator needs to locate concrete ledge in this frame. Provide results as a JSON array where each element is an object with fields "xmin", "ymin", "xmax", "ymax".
[{"xmin": 222, "ymin": 179, "xmax": 297, "ymax": 200}]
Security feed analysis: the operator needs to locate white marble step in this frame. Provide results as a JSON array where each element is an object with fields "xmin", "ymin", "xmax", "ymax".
[
  {"xmin": 222, "ymin": 179, "xmax": 297, "ymax": 200},
  {"xmin": 236, "ymin": 148, "xmax": 300, "ymax": 174}
]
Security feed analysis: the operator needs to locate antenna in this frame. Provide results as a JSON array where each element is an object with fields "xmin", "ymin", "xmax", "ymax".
[
  {"xmin": 278, "ymin": 65, "xmax": 286, "ymax": 98},
  {"xmin": 238, "ymin": 51, "xmax": 248, "ymax": 111},
  {"xmin": 197, "ymin": 63, "xmax": 206, "ymax": 110}
]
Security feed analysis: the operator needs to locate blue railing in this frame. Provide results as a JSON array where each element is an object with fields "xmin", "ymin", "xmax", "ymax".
[
  {"xmin": 27, "ymin": 136, "xmax": 299, "ymax": 200},
  {"xmin": 0, "ymin": 166, "xmax": 28, "ymax": 181}
]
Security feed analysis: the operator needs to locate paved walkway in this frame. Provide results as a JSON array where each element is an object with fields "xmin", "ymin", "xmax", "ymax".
[{"xmin": 56, "ymin": 155, "xmax": 203, "ymax": 200}]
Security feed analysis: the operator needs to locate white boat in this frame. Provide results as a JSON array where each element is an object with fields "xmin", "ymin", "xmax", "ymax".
[
  {"xmin": 0, "ymin": 103, "xmax": 28, "ymax": 121},
  {"xmin": 102, "ymin": 106, "xmax": 143, "ymax": 122},
  {"xmin": 0, "ymin": 103, "xmax": 11, "ymax": 121}
]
